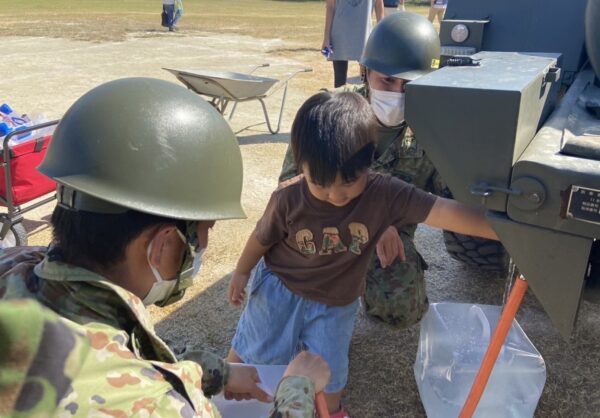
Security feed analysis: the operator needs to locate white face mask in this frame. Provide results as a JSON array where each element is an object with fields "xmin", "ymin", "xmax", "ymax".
[
  {"xmin": 192, "ymin": 247, "xmax": 206, "ymax": 278},
  {"xmin": 143, "ymin": 238, "xmax": 180, "ymax": 306},
  {"xmin": 369, "ymin": 87, "xmax": 406, "ymax": 127}
]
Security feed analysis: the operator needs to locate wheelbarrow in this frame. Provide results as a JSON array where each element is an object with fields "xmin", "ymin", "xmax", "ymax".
[
  {"xmin": 0, "ymin": 120, "xmax": 59, "ymax": 248},
  {"xmin": 164, "ymin": 64, "xmax": 312, "ymax": 134}
]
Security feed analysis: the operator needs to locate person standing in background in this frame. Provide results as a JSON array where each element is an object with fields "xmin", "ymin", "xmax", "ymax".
[
  {"xmin": 428, "ymin": 0, "xmax": 447, "ymax": 24},
  {"xmin": 162, "ymin": 0, "xmax": 175, "ymax": 32},
  {"xmin": 172, "ymin": 0, "xmax": 184, "ymax": 30},
  {"xmin": 383, "ymin": 0, "xmax": 405, "ymax": 16},
  {"xmin": 323, "ymin": 0, "xmax": 384, "ymax": 88}
]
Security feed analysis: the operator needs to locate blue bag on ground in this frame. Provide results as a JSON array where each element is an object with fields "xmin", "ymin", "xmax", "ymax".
[{"xmin": 414, "ymin": 303, "xmax": 546, "ymax": 418}]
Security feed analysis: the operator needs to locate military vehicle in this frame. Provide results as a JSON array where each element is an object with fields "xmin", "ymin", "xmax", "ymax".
[
  {"xmin": 430, "ymin": 0, "xmax": 594, "ymax": 274},
  {"xmin": 406, "ymin": 0, "xmax": 599, "ymax": 339}
]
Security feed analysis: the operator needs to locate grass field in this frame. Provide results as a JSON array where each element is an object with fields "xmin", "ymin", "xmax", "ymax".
[
  {"xmin": 0, "ymin": 0, "xmax": 323, "ymax": 42},
  {"xmin": 0, "ymin": 0, "xmax": 429, "ymax": 42},
  {"xmin": 0, "ymin": 0, "xmax": 430, "ymax": 100}
]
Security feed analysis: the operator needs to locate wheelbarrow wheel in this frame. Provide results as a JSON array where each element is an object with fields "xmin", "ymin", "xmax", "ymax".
[{"xmin": 0, "ymin": 222, "xmax": 28, "ymax": 249}]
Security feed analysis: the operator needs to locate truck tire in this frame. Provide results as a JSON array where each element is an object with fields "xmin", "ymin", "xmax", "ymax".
[
  {"xmin": 0, "ymin": 222, "xmax": 28, "ymax": 249},
  {"xmin": 442, "ymin": 230, "xmax": 509, "ymax": 273}
]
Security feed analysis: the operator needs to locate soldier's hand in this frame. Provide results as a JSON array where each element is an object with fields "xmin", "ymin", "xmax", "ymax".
[
  {"xmin": 225, "ymin": 363, "xmax": 273, "ymax": 403},
  {"xmin": 283, "ymin": 352, "xmax": 331, "ymax": 393},
  {"xmin": 228, "ymin": 272, "xmax": 250, "ymax": 306},
  {"xmin": 376, "ymin": 226, "xmax": 406, "ymax": 268}
]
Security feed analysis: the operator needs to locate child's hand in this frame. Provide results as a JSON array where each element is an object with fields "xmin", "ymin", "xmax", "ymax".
[
  {"xmin": 225, "ymin": 363, "xmax": 273, "ymax": 403},
  {"xmin": 228, "ymin": 272, "xmax": 250, "ymax": 306},
  {"xmin": 376, "ymin": 226, "xmax": 406, "ymax": 268}
]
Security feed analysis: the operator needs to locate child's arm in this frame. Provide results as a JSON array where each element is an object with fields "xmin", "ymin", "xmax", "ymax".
[
  {"xmin": 228, "ymin": 230, "xmax": 271, "ymax": 306},
  {"xmin": 423, "ymin": 197, "xmax": 499, "ymax": 240}
]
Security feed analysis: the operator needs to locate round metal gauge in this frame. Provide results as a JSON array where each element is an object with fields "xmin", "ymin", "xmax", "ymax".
[{"xmin": 451, "ymin": 24, "xmax": 470, "ymax": 43}]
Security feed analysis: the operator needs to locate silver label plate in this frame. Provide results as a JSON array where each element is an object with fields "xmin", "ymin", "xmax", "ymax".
[{"xmin": 567, "ymin": 186, "xmax": 600, "ymax": 225}]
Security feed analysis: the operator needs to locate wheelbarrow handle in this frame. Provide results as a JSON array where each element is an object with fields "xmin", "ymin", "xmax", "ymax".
[
  {"xmin": 248, "ymin": 63, "xmax": 270, "ymax": 74},
  {"xmin": 316, "ymin": 392, "xmax": 330, "ymax": 418},
  {"xmin": 265, "ymin": 67, "xmax": 313, "ymax": 97}
]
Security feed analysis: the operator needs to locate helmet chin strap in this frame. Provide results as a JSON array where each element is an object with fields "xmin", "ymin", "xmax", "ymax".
[{"xmin": 57, "ymin": 184, "xmax": 128, "ymax": 214}]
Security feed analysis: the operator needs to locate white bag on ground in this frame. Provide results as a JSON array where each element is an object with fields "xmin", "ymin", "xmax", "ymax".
[{"xmin": 414, "ymin": 303, "xmax": 546, "ymax": 418}]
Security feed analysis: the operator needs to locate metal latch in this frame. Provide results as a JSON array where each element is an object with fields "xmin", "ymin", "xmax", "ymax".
[
  {"xmin": 471, "ymin": 183, "xmax": 522, "ymax": 198},
  {"xmin": 543, "ymin": 67, "xmax": 561, "ymax": 84},
  {"xmin": 471, "ymin": 182, "xmax": 521, "ymax": 206},
  {"xmin": 472, "ymin": 178, "xmax": 547, "ymax": 210}
]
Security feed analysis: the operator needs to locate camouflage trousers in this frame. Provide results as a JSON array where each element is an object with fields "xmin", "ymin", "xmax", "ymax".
[{"xmin": 363, "ymin": 229, "xmax": 429, "ymax": 329}]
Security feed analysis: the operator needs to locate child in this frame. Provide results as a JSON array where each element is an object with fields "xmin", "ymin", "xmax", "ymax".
[{"xmin": 227, "ymin": 91, "xmax": 497, "ymax": 417}]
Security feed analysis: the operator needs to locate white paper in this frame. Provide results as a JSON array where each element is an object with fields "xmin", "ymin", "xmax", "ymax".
[{"xmin": 211, "ymin": 364, "xmax": 287, "ymax": 418}]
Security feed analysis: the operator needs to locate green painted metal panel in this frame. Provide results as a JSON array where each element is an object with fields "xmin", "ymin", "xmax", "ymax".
[
  {"xmin": 406, "ymin": 51, "xmax": 559, "ymax": 211},
  {"xmin": 488, "ymin": 212, "xmax": 592, "ymax": 339}
]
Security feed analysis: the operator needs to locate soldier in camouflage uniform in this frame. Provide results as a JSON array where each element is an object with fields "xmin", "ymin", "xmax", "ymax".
[
  {"xmin": 279, "ymin": 12, "xmax": 443, "ymax": 329},
  {"xmin": 0, "ymin": 78, "xmax": 329, "ymax": 418}
]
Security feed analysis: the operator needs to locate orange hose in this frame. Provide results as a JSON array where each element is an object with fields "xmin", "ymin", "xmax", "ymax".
[
  {"xmin": 316, "ymin": 392, "xmax": 330, "ymax": 418},
  {"xmin": 459, "ymin": 276, "xmax": 529, "ymax": 418}
]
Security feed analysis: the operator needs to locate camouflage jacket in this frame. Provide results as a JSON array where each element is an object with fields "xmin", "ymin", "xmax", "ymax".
[{"xmin": 0, "ymin": 247, "xmax": 316, "ymax": 418}]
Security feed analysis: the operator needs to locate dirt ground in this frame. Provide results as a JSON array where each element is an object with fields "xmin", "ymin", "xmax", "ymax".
[{"xmin": 3, "ymin": 19, "xmax": 600, "ymax": 418}]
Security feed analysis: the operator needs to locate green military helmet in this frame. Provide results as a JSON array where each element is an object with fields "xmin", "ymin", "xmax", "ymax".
[
  {"xmin": 360, "ymin": 12, "xmax": 440, "ymax": 81},
  {"xmin": 39, "ymin": 77, "xmax": 245, "ymax": 220}
]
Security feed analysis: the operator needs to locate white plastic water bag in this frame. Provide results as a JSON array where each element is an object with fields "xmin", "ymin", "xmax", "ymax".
[{"xmin": 414, "ymin": 303, "xmax": 546, "ymax": 418}]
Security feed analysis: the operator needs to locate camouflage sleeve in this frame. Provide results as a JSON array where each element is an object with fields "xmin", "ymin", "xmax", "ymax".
[
  {"xmin": 0, "ymin": 299, "xmax": 90, "ymax": 417},
  {"xmin": 178, "ymin": 349, "xmax": 230, "ymax": 397},
  {"xmin": 269, "ymin": 376, "xmax": 316, "ymax": 418}
]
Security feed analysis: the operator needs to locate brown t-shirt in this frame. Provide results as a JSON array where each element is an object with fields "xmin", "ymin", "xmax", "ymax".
[{"xmin": 255, "ymin": 172, "xmax": 437, "ymax": 306}]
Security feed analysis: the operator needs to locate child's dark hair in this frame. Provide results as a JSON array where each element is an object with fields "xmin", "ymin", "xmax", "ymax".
[{"xmin": 291, "ymin": 91, "xmax": 377, "ymax": 186}]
